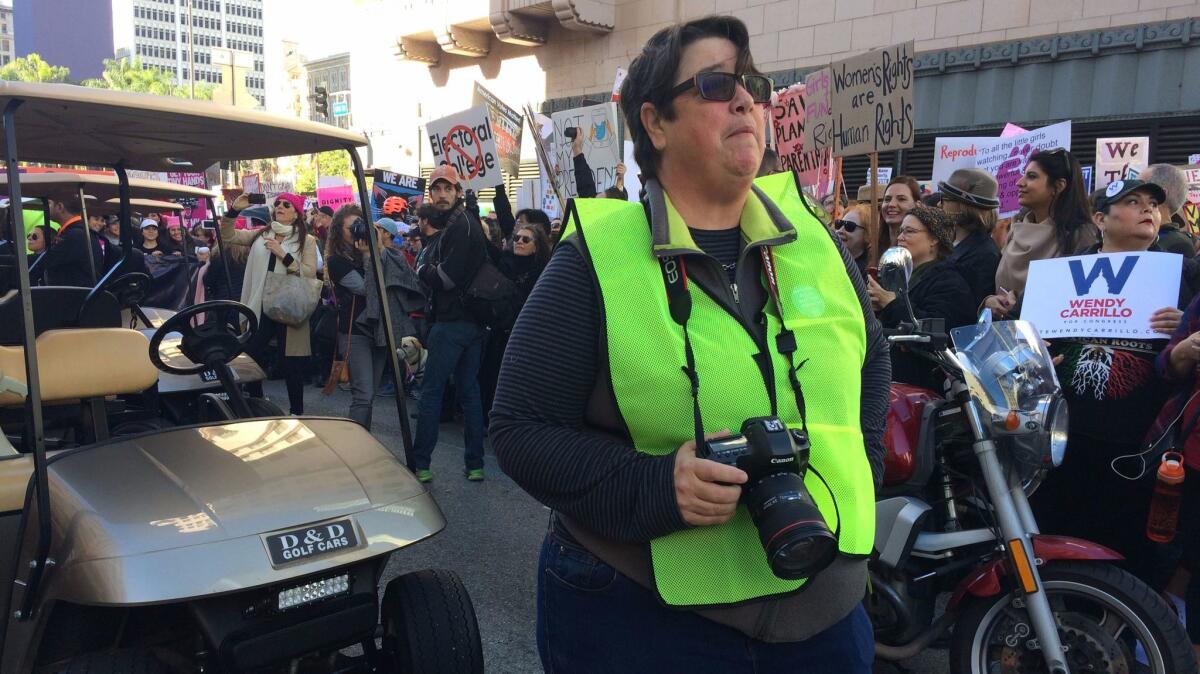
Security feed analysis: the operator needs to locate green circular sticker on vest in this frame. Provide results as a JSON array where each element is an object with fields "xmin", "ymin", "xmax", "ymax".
[{"xmin": 791, "ymin": 285, "xmax": 826, "ymax": 318}]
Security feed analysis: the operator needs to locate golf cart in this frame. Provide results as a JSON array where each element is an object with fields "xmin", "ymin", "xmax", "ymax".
[
  {"xmin": 0, "ymin": 82, "xmax": 476, "ymax": 672},
  {"xmin": 0, "ymin": 173, "xmax": 273, "ymax": 431}
]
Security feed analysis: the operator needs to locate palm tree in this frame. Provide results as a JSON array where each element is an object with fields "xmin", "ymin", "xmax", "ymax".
[
  {"xmin": 83, "ymin": 57, "xmax": 213, "ymax": 100},
  {"xmin": 0, "ymin": 54, "xmax": 70, "ymax": 83}
]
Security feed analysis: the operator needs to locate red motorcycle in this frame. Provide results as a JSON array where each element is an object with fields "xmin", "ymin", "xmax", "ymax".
[{"xmin": 865, "ymin": 248, "xmax": 1195, "ymax": 673}]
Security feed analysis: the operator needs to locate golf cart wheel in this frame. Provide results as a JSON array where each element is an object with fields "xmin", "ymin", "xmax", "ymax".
[
  {"xmin": 382, "ymin": 569, "xmax": 483, "ymax": 674},
  {"xmin": 246, "ymin": 397, "xmax": 286, "ymax": 418},
  {"xmin": 61, "ymin": 649, "xmax": 168, "ymax": 673}
]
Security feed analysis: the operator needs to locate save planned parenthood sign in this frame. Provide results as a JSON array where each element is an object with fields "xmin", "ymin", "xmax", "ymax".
[
  {"xmin": 426, "ymin": 105, "xmax": 502, "ymax": 191},
  {"xmin": 1022, "ymin": 252, "xmax": 1181, "ymax": 340},
  {"xmin": 804, "ymin": 41, "xmax": 915, "ymax": 157}
]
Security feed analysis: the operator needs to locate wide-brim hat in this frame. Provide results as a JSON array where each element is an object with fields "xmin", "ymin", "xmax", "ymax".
[{"xmin": 938, "ymin": 168, "xmax": 1000, "ymax": 209}]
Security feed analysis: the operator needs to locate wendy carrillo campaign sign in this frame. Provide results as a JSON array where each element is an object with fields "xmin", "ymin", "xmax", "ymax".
[{"xmin": 1021, "ymin": 251, "xmax": 1182, "ymax": 340}]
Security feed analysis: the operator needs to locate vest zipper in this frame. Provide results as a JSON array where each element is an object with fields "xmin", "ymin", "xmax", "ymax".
[{"xmin": 731, "ymin": 282, "xmax": 740, "ymax": 304}]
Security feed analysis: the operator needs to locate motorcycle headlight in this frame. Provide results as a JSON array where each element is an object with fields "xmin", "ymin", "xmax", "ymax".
[{"xmin": 1047, "ymin": 396, "xmax": 1068, "ymax": 467}]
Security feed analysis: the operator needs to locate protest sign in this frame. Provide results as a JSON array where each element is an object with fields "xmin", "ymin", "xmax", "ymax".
[
  {"xmin": 318, "ymin": 184, "xmax": 355, "ymax": 210},
  {"xmin": 472, "ymin": 84, "xmax": 523, "ymax": 181},
  {"xmin": 807, "ymin": 41, "xmax": 915, "ymax": 157},
  {"xmin": 1095, "ymin": 137, "xmax": 1149, "ymax": 190},
  {"xmin": 1022, "ymin": 251, "xmax": 1181, "ymax": 340},
  {"xmin": 1190, "ymin": 153, "xmax": 1200, "ymax": 166},
  {"xmin": 426, "ymin": 105, "xmax": 502, "ymax": 191},
  {"xmin": 931, "ymin": 136, "xmax": 990, "ymax": 186},
  {"xmin": 771, "ymin": 84, "xmax": 826, "ymax": 185},
  {"xmin": 538, "ymin": 162, "xmax": 562, "ymax": 220},
  {"xmin": 802, "ymin": 69, "xmax": 832, "ymax": 153},
  {"xmin": 551, "ymin": 102, "xmax": 622, "ymax": 198},
  {"xmin": 371, "ymin": 169, "xmax": 425, "ymax": 220},
  {"xmin": 933, "ymin": 122, "xmax": 1071, "ymax": 218},
  {"xmin": 612, "ymin": 67, "xmax": 627, "ymax": 102},
  {"xmin": 167, "ymin": 172, "xmax": 207, "ymax": 189},
  {"xmin": 242, "ymin": 173, "xmax": 260, "ymax": 194},
  {"xmin": 866, "ymin": 167, "xmax": 892, "ymax": 185},
  {"xmin": 1001, "ymin": 123, "xmax": 1028, "ymax": 138}
]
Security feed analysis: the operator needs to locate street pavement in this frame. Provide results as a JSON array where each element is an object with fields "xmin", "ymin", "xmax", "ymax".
[{"xmin": 271, "ymin": 382, "xmax": 946, "ymax": 673}]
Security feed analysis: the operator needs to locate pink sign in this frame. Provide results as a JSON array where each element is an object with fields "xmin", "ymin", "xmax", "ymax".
[
  {"xmin": 772, "ymin": 84, "xmax": 827, "ymax": 186},
  {"xmin": 318, "ymin": 185, "xmax": 355, "ymax": 210},
  {"xmin": 1000, "ymin": 123, "xmax": 1028, "ymax": 138}
]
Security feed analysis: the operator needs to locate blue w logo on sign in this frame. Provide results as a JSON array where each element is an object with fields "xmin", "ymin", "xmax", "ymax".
[{"xmin": 1068, "ymin": 256, "xmax": 1138, "ymax": 295}]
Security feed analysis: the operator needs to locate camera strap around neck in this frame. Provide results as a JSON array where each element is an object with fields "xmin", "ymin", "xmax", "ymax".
[{"xmin": 660, "ymin": 249, "xmax": 810, "ymax": 452}]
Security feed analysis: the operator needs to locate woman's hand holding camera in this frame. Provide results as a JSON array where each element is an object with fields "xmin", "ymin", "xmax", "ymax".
[
  {"xmin": 231, "ymin": 193, "xmax": 251, "ymax": 212},
  {"xmin": 674, "ymin": 434, "xmax": 747, "ymax": 527}
]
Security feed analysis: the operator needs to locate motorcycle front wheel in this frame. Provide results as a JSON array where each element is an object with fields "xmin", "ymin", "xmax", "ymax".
[{"xmin": 949, "ymin": 561, "xmax": 1197, "ymax": 673}]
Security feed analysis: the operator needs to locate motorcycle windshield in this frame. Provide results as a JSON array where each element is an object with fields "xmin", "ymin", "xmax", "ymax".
[{"xmin": 950, "ymin": 319, "xmax": 1059, "ymax": 416}]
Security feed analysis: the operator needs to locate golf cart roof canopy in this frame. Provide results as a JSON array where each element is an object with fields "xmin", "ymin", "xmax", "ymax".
[
  {"xmin": 0, "ymin": 82, "xmax": 366, "ymax": 170},
  {"xmin": 94, "ymin": 198, "xmax": 185, "ymax": 215},
  {"xmin": 0, "ymin": 173, "xmax": 215, "ymax": 201}
]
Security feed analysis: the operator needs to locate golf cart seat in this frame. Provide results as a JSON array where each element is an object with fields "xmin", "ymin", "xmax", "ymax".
[
  {"xmin": 0, "ymin": 328, "xmax": 158, "ymax": 406},
  {"xmin": 0, "ymin": 455, "xmax": 31, "ymax": 511},
  {"xmin": 0, "ymin": 287, "xmax": 122, "ymax": 346}
]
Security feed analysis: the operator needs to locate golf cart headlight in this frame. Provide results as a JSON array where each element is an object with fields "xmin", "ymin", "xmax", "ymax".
[
  {"xmin": 1047, "ymin": 397, "xmax": 1068, "ymax": 467},
  {"xmin": 277, "ymin": 573, "xmax": 350, "ymax": 611}
]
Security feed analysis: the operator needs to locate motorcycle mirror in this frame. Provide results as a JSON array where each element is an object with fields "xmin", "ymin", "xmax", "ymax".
[{"xmin": 879, "ymin": 247, "xmax": 919, "ymax": 326}]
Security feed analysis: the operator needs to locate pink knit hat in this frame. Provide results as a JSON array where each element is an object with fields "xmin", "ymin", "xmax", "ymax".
[{"xmin": 273, "ymin": 192, "xmax": 306, "ymax": 215}]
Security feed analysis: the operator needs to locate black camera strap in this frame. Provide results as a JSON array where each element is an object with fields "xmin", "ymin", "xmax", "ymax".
[
  {"xmin": 760, "ymin": 247, "xmax": 809, "ymax": 434},
  {"xmin": 661, "ymin": 256, "xmax": 706, "ymax": 454}
]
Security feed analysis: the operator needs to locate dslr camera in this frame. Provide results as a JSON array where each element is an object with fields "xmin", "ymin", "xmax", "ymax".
[
  {"xmin": 701, "ymin": 416, "xmax": 837, "ymax": 580},
  {"xmin": 349, "ymin": 217, "xmax": 370, "ymax": 243}
]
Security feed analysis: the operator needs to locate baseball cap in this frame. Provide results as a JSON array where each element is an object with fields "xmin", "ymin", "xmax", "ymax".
[
  {"xmin": 140, "ymin": 218, "xmax": 159, "ymax": 229},
  {"xmin": 375, "ymin": 217, "xmax": 401, "ymax": 238},
  {"xmin": 1093, "ymin": 179, "xmax": 1167, "ymax": 213},
  {"xmin": 429, "ymin": 164, "xmax": 461, "ymax": 189}
]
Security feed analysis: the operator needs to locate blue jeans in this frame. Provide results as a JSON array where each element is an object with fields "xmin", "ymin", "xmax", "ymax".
[
  {"xmin": 536, "ymin": 528, "xmax": 874, "ymax": 674},
  {"xmin": 411, "ymin": 320, "xmax": 485, "ymax": 471}
]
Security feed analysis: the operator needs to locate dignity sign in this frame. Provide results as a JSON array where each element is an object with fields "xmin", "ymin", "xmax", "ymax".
[{"xmin": 1022, "ymin": 252, "xmax": 1181, "ymax": 340}]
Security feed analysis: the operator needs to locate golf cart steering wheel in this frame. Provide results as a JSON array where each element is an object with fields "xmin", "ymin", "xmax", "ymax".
[
  {"xmin": 148, "ymin": 300, "xmax": 257, "ymax": 375},
  {"xmin": 103, "ymin": 272, "xmax": 152, "ymax": 308}
]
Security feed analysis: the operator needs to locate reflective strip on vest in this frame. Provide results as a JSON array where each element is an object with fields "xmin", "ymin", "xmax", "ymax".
[{"xmin": 570, "ymin": 173, "xmax": 874, "ymax": 608}]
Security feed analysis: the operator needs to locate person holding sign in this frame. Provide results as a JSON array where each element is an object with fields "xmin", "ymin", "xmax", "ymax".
[
  {"xmin": 1030, "ymin": 179, "xmax": 1196, "ymax": 590},
  {"xmin": 866, "ymin": 205, "xmax": 974, "ymax": 390},
  {"xmin": 988, "ymin": 149, "xmax": 1097, "ymax": 315},
  {"xmin": 491, "ymin": 16, "xmax": 886, "ymax": 673}
]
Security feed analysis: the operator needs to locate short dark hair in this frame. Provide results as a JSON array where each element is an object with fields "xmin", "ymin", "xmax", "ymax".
[
  {"xmin": 619, "ymin": 15, "xmax": 757, "ymax": 183},
  {"xmin": 415, "ymin": 203, "xmax": 438, "ymax": 222},
  {"xmin": 515, "ymin": 208, "xmax": 552, "ymax": 232},
  {"xmin": 318, "ymin": 205, "xmax": 335, "ymax": 217}
]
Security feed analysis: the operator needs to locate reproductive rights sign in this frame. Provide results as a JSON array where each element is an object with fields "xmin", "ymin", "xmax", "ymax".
[
  {"xmin": 1022, "ymin": 251, "xmax": 1181, "ymax": 340},
  {"xmin": 426, "ymin": 106, "xmax": 502, "ymax": 192}
]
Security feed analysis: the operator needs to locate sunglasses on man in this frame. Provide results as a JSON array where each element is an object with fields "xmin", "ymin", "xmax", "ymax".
[
  {"xmin": 669, "ymin": 71, "xmax": 773, "ymax": 105},
  {"xmin": 833, "ymin": 219, "xmax": 861, "ymax": 233}
]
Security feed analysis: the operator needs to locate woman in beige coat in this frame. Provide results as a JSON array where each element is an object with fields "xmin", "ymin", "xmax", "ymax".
[{"xmin": 221, "ymin": 192, "xmax": 318, "ymax": 415}]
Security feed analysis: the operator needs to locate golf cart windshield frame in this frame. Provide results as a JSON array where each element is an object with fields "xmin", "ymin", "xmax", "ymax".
[{"xmin": 0, "ymin": 84, "xmax": 413, "ymax": 625}]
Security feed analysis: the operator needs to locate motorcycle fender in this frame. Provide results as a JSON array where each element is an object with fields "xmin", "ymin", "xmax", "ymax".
[{"xmin": 947, "ymin": 535, "xmax": 1124, "ymax": 610}]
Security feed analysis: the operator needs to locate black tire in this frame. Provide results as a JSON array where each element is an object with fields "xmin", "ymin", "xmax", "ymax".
[
  {"xmin": 382, "ymin": 568, "xmax": 484, "ymax": 674},
  {"xmin": 60, "ymin": 650, "xmax": 169, "ymax": 674},
  {"xmin": 949, "ymin": 561, "xmax": 1197, "ymax": 673},
  {"xmin": 246, "ymin": 397, "xmax": 285, "ymax": 418}
]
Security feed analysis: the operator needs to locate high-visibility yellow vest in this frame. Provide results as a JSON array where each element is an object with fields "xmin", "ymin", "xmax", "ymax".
[{"xmin": 565, "ymin": 173, "xmax": 875, "ymax": 607}]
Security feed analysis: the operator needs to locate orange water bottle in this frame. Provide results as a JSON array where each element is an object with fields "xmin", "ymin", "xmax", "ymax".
[{"xmin": 1146, "ymin": 452, "xmax": 1186, "ymax": 544}]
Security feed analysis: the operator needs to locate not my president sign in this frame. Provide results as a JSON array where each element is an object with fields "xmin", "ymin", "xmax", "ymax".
[
  {"xmin": 426, "ymin": 105, "xmax": 502, "ymax": 192},
  {"xmin": 805, "ymin": 41, "xmax": 915, "ymax": 158}
]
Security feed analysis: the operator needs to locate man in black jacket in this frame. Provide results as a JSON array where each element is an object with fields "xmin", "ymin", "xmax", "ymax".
[
  {"xmin": 43, "ymin": 196, "xmax": 103, "ymax": 287},
  {"xmin": 411, "ymin": 165, "xmax": 488, "ymax": 482}
]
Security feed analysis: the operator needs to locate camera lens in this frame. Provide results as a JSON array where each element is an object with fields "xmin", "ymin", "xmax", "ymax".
[{"xmin": 745, "ymin": 473, "xmax": 838, "ymax": 580}]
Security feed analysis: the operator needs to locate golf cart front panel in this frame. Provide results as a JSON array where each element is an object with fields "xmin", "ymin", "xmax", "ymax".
[{"xmin": 22, "ymin": 417, "xmax": 441, "ymax": 607}]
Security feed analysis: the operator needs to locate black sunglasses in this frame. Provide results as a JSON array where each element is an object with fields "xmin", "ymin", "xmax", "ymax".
[
  {"xmin": 513, "ymin": 234, "xmax": 534, "ymax": 244},
  {"xmin": 669, "ymin": 71, "xmax": 773, "ymax": 105},
  {"xmin": 833, "ymin": 219, "xmax": 860, "ymax": 233},
  {"xmin": 274, "ymin": 200, "xmax": 295, "ymax": 209}
]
